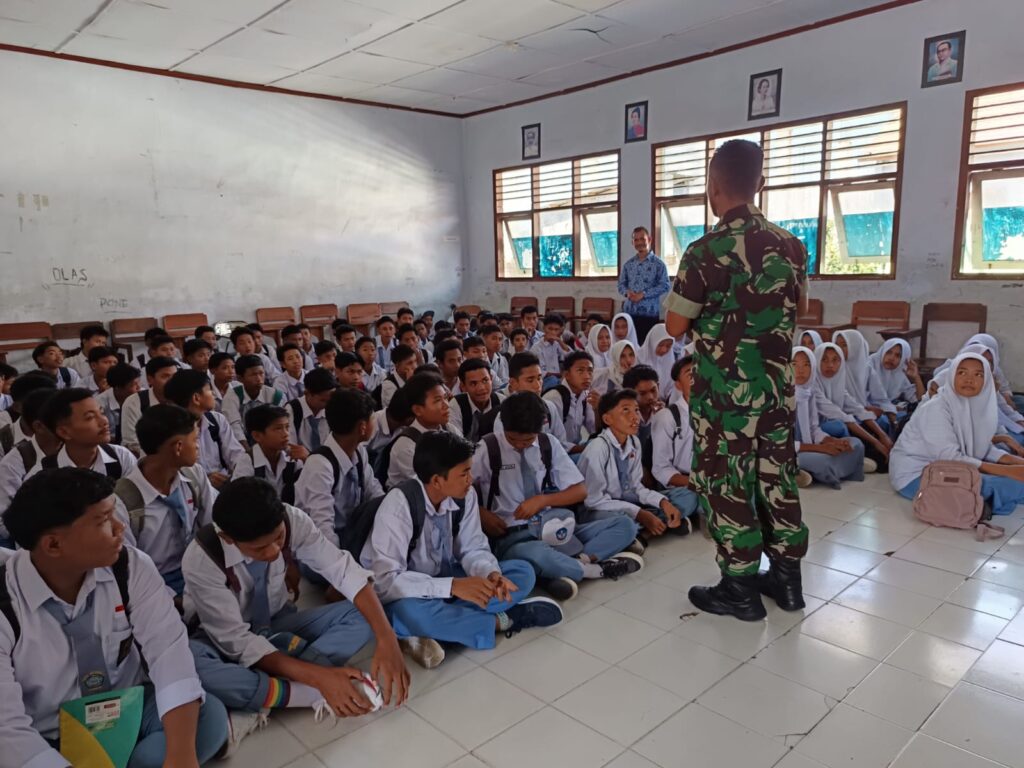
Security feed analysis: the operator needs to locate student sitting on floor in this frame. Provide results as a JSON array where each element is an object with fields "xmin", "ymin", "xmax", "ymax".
[
  {"xmin": 334, "ymin": 323, "xmax": 358, "ymax": 355},
  {"xmin": 799, "ymin": 330, "xmax": 823, "ymax": 351},
  {"xmin": 813, "ymin": 342, "xmax": 892, "ymax": 461},
  {"xmin": 579, "ymin": 388, "xmax": 686, "ymax": 543},
  {"xmin": 0, "ymin": 389, "xmax": 61, "ymax": 516},
  {"xmin": 297, "ymin": 324, "xmax": 318, "ymax": 369},
  {"xmin": 368, "ymin": 389, "xmax": 414, "ymax": 464},
  {"xmin": 278, "ymin": 326, "xmax": 314, "ymax": 372},
  {"xmin": 476, "ymin": 352, "xmax": 571, "ymax": 450},
  {"xmin": 121, "ymin": 357, "xmax": 180, "ymax": 457},
  {"xmin": 531, "ymin": 313, "xmax": 570, "ymax": 392},
  {"xmin": 452, "ymin": 311, "xmax": 471, "ymax": 340},
  {"xmin": 594, "ymin": 340, "xmax": 638, "ymax": 394},
  {"xmin": 183, "ymin": 339, "xmax": 214, "ymax": 377},
  {"xmin": 611, "ymin": 312, "xmax": 639, "ymax": 347},
  {"xmin": 448, "ymin": 359, "xmax": 499, "ymax": 443},
  {"xmin": 231, "ymin": 405, "xmax": 303, "ymax": 503},
  {"xmin": 622, "ymin": 365, "xmax": 665, "ymax": 449},
  {"xmin": 284, "ymin": 368, "xmax": 337, "ymax": 456},
  {"xmin": 967, "ymin": 333, "xmax": 1024, "ymax": 415},
  {"xmin": 221, "ymin": 355, "xmax": 286, "ymax": 446},
  {"xmin": 396, "ymin": 307, "xmax": 415, "ymax": 328},
  {"xmin": 0, "ymin": 373, "xmax": 56, "ymax": 457},
  {"xmin": 314, "ymin": 340, "xmax": 337, "ymax": 371},
  {"xmin": 834, "ymin": 329, "xmax": 896, "ymax": 437},
  {"xmin": 414, "ymin": 318, "xmax": 434, "ymax": 360},
  {"xmin": 32, "ymin": 342, "xmax": 81, "ymax": 390},
  {"xmin": 543, "ymin": 351, "xmax": 598, "ymax": 453},
  {"xmin": 462, "ymin": 335, "xmax": 487, "ymax": 362},
  {"xmin": 382, "ymin": 373, "xmax": 451, "ymax": 489},
  {"xmin": 163, "ymin": 370, "xmax": 244, "ymax": 489},
  {"xmin": 941, "ymin": 340, "xmax": 1024, "ymax": 435},
  {"xmin": 117, "ymin": 405, "xmax": 217, "ymax": 595},
  {"xmin": 479, "ymin": 323, "xmax": 509, "ymax": 392},
  {"xmin": 395, "ymin": 323, "xmax": 424, "ymax": 366},
  {"xmin": 638, "ymin": 324, "xmax": 678, "ymax": 401},
  {"xmin": 519, "ymin": 305, "xmax": 543, "ymax": 348},
  {"xmin": 97, "ymin": 362, "xmax": 141, "ymax": 445},
  {"xmin": 379, "ymin": 345, "xmax": 417, "ymax": 410},
  {"xmin": 0, "ymin": 363, "xmax": 15, "ymax": 412},
  {"xmin": 195, "ymin": 324, "xmax": 219, "ymax": 349},
  {"xmin": 28, "ymin": 388, "xmax": 137, "ymax": 481},
  {"xmin": 356, "ymin": 337, "xmax": 387, "ymax": 394},
  {"xmin": 132, "ymin": 332, "xmax": 183, "ymax": 376},
  {"xmin": 79, "ymin": 346, "xmax": 120, "ymax": 394},
  {"xmin": 792, "ymin": 347, "xmax": 866, "ymax": 489},
  {"xmin": 891, "ymin": 352, "xmax": 1024, "ymax": 514},
  {"xmin": 330, "ymin": 351, "xmax": 361, "ymax": 391},
  {"xmin": 230, "ymin": 327, "xmax": 280, "ymax": 379},
  {"xmin": 246, "ymin": 323, "xmax": 275, "ymax": 360},
  {"xmin": 650, "ymin": 356, "xmax": 701, "ymax": 522},
  {"xmin": 509, "ymin": 327, "xmax": 530, "ymax": 355},
  {"xmin": 184, "ymin": 477, "xmax": 409, "ymax": 733},
  {"xmin": 473, "ymin": 393, "xmax": 643, "ymax": 602},
  {"xmin": 868, "ymin": 338, "xmax": 925, "ymax": 427},
  {"xmin": 209, "ymin": 352, "xmax": 236, "ymax": 412},
  {"xmin": 433, "ymin": 339, "xmax": 464, "ymax": 398},
  {"xmin": 585, "ymin": 323, "xmax": 612, "ymax": 369},
  {"xmin": 375, "ymin": 317, "xmax": 398, "ymax": 370},
  {"xmin": 0, "ymin": 468, "xmax": 229, "ymax": 768},
  {"xmin": 272, "ymin": 343, "xmax": 307, "ymax": 402},
  {"xmin": 63, "ymin": 324, "xmax": 110, "ymax": 378},
  {"xmin": 361, "ymin": 431, "xmax": 561, "ymax": 669}
]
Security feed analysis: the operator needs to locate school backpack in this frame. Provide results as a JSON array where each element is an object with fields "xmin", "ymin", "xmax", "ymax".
[
  {"xmin": 309, "ymin": 444, "xmax": 366, "ymax": 496},
  {"xmin": 453, "ymin": 392, "xmax": 500, "ymax": 442},
  {"xmin": 286, "ymin": 398, "xmax": 305, "ymax": 436},
  {"xmin": 114, "ymin": 464, "xmax": 211, "ymax": 539},
  {"xmin": 371, "ymin": 426, "xmax": 423, "ymax": 486},
  {"xmin": 57, "ymin": 367, "xmax": 72, "ymax": 387},
  {"xmin": 138, "ymin": 389, "xmax": 151, "ymax": 412},
  {"xmin": 41, "ymin": 444, "xmax": 124, "ymax": 479},
  {"xmin": 202, "ymin": 412, "xmax": 228, "ymax": 471},
  {"xmin": 480, "ymin": 432, "xmax": 553, "ymax": 510},
  {"xmin": 233, "ymin": 386, "xmax": 284, "ymax": 408},
  {"xmin": 912, "ymin": 461, "xmax": 1005, "ymax": 541},
  {"xmin": 338, "ymin": 478, "xmax": 465, "ymax": 562},
  {"xmin": 0, "ymin": 423, "xmax": 16, "ymax": 454},
  {"xmin": 193, "ymin": 516, "xmax": 301, "ymax": 599},
  {"xmin": 252, "ymin": 453, "xmax": 301, "ymax": 505},
  {"xmin": 14, "ymin": 441, "xmax": 39, "ymax": 473},
  {"xmin": 370, "ymin": 373, "xmax": 398, "ymax": 411}
]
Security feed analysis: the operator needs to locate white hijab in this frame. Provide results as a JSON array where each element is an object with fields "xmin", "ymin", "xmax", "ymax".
[
  {"xmin": 611, "ymin": 312, "xmax": 639, "ymax": 347},
  {"xmin": 965, "ymin": 333, "xmax": 1012, "ymax": 392},
  {"xmin": 923, "ymin": 352, "xmax": 997, "ymax": 459},
  {"xmin": 869, "ymin": 338, "xmax": 912, "ymax": 400},
  {"xmin": 638, "ymin": 323, "xmax": 676, "ymax": 398},
  {"xmin": 799, "ymin": 330, "xmax": 823, "ymax": 350},
  {"xmin": 792, "ymin": 346, "xmax": 816, "ymax": 443},
  {"xmin": 586, "ymin": 323, "xmax": 612, "ymax": 368},
  {"xmin": 834, "ymin": 329, "xmax": 873, "ymax": 402},
  {"xmin": 813, "ymin": 342, "xmax": 849, "ymax": 405},
  {"xmin": 606, "ymin": 339, "xmax": 637, "ymax": 389}
]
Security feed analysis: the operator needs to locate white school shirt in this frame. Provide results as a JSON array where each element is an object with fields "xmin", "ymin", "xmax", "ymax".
[
  {"xmin": 530, "ymin": 338, "xmax": 567, "ymax": 376},
  {"xmin": 387, "ymin": 420, "xmax": 447, "ymax": 490},
  {"xmin": 447, "ymin": 394, "xmax": 497, "ymax": 440},
  {"xmin": 116, "ymin": 465, "xmax": 216, "ymax": 577},
  {"xmin": 293, "ymin": 434, "xmax": 384, "ymax": 547},
  {"xmin": 211, "ymin": 378, "xmax": 230, "ymax": 412},
  {"xmin": 301, "ymin": 349, "xmax": 316, "ymax": 372},
  {"xmin": 47, "ymin": 367, "xmax": 81, "ymax": 390},
  {"xmin": 221, "ymin": 385, "xmax": 284, "ymax": 442},
  {"xmin": 376, "ymin": 340, "xmax": 397, "ymax": 370},
  {"xmin": 361, "ymin": 483, "xmax": 498, "ymax": 604},
  {"xmin": 0, "ymin": 408, "xmax": 12, "ymax": 429},
  {"xmin": 181, "ymin": 506, "xmax": 371, "ymax": 668},
  {"xmin": 525, "ymin": 328, "xmax": 544, "ymax": 347},
  {"xmin": 366, "ymin": 409, "xmax": 395, "ymax": 457},
  {"xmin": 492, "ymin": 395, "xmax": 574, "ymax": 453},
  {"xmin": 0, "ymin": 418, "xmax": 29, "ymax": 459},
  {"xmin": 272, "ymin": 371, "xmax": 305, "ymax": 401},
  {"xmin": 119, "ymin": 390, "xmax": 153, "ymax": 456},
  {"xmin": 380, "ymin": 373, "xmax": 406, "ymax": 410},
  {"xmin": 578, "ymin": 430, "xmax": 666, "ymax": 518},
  {"xmin": 78, "ymin": 373, "xmax": 102, "ymax": 394},
  {"xmin": 362, "ymin": 363, "xmax": 386, "ymax": 394},
  {"xmin": 198, "ymin": 410, "xmax": 245, "ymax": 475},
  {"xmin": 543, "ymin": 386, "xmax": 596, "ymax": 445},
  {"xmin": 0, "ymin": 436, "xmax": 45, "ymax": 513},
  {"xmin": 0, "ymin": 547, "xmax": 204, "ymax": 767},
  {"xmin": 25, "ymin": 443, "xmax": 137, "ymax": 481},
  {"xmin": 650, "ymin": 400, "xmax": 695, "ymax": 488},
  {"xmin": 470, "ymin": 427, "xmax": 583, "ymax": 525},
  {"xmin": 230, "ymin": 444, "xmax": 303, "ymax": 496},
  {"xmin": 286, "ymin": 397, "xmax": 330, "ymax": 452},
  {"xmin": 63, "ymin": 351, "xmax": 92, "ymax": 379},
  {"xmin": 487, "ymin": 352, "xmax": 509, "ymax": 392}
]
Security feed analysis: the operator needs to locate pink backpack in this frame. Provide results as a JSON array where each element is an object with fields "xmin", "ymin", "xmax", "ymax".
[{"xmin": 913, "ymin": 461, "xmax": 1005, "ymax": 541}]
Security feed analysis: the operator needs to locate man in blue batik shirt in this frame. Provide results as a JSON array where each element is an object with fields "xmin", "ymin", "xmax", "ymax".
[{"xmin": 618, "ymin": 226, "xmax": 671, "ymax": 344}]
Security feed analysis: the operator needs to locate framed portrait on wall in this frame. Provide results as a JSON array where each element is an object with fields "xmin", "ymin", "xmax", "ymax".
[
  {"xmin": 748, "ymin": 69, "xmax": 782, "ymax": 120},
  {"xmin": 921, "ymin": 30, "xmax": 965, "ymax": 88},
  {"xmin": 522, "ymin": 123, "xmax": 541, "ymax": 160},
  {"xmin": 624, "ymin": 101, "xmax": 648, "ymax": 143}
]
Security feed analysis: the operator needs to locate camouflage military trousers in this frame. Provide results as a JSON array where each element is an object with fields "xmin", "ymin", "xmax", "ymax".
[{"xmin": 691, "ymin": 402, "xmax": 808, "ymax": 577}]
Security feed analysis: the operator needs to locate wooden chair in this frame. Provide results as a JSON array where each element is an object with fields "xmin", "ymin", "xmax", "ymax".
[
  {"xmin": 299, "ymin": 304, "xmax": 339, "ymax": 340},
  {"xmin": 0, "ymin": 321, "xmax": 52, "ymax": 364},
  {"xmin": 345, "ymin": 303, "xmax": 381, "ymax": 336},
  {"xmin": 581, "ymin": 297, "xmax": 616, "ymax": 324},
  {"xmin": 110, "ymin": 317, "xmax": 158, "ymax": 360},
  {"xmin": 51, "ymin": 321, "xmax": 104, "ymax": 355},
  {"xmin": 798, "ymin": 298, "xmax": 824, "ymax": 327},
  {"xmin": 163, "ymin": 313, "xmax": 209, "ymax": 350},
  {"xmin": 255, "ymin": 307, "xmax": 296, "ymax": 343},
  {"xmin": 544, "ymin": 296, "xmax": 576, "ymax": 325},
  {"xmin": 455, "ymin": 305, "xmax": 482, "ymax": 317},
  {"xmin": 850, "ymin": 300, "xmax": 910, "ymax": 347},
  {"xmin": 510, "ymin": 296, "xmax": 539, "ymax": 316},
  {"xmin": 880, "ymin": 303, "xmax": 987, "ymax": 380},
  {"xmin": 380, "ymin": 302, "xmax": 410, "ymax": 318}
]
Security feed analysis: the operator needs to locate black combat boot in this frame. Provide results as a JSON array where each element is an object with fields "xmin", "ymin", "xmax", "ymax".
[
  {"xmin": 757, "ymin": 558, "xmax": 805, "ymax": 611},
  {"xmin": 688, "ymin": 573, "xmax": 767, "ymax": 621}
]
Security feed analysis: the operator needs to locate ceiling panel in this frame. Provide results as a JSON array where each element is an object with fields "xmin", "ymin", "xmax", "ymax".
[
  {"xmin": 358, "ymin": 21, "xmax": 498, "ymax": 66},
  {"xmin": 668, "ymin": 2, "xmax": 803, "ymax": 53},
  {"xmin": 426, "ymin": 0, "xmax": 585, "ymax": 42},
  {"xmin": 257, "ymin": 0, "xmax": 408, "ymax": 47},
  {"xmin": 345, "ymin": 0, "xmax": 464, "ymax": 21},
  {"xmin": 308, "ymin": 51, "xmax": 432, "ymax": 84},
  {"xmin": 585, "ymin": 33, "xmax": 705, "ymax": 70},
  {"xmin": 0, "ymin": 18, "xmax": 72, "ymax": 48},
  {"xmin": 207, "ymin": 26, "xmax": 346, "ymax": 70},
  {"xmin": 85, "ymin": 1, "xmax": 238, "ymax": 49},
  {"xmin": 463, "ymin": 78, "xmax": 552, "ymax": 104},
  {"xmin": 174, "ymin": 51, "xmax": 300, "ymax": 84},
  {"xmin": 553, "ymin": 0, "xmax": 624, "ymax": 11},
  {"xmin": 271, "ymin": 70, "xmax": 377, "ymax": 96},
  {"xmin": 520, "ymin": 58, "xmax": 623, "ymax": 88},
  {"xmin": 353, "ymin": 82, "xmax": 446, "ymax": 107},
  {"xmin": 61, "ymin": 33, "xmax": 195, "ymax": 68},
  {"xmin": 391, "ymin": 66, "xmax": 509, "ymax": 96},
  {"xmin": 596, "ymin": 0, "xmax": 779, "ymax": 36},
  {"xmin": 139, "ymin": 0, "xmax": 286, "ymax": 25},
  {"xmin": 447, "ymin": 43, "xmax": 565, "ymax": 80},
  {"xmin": 517, "ymin": 14, "xmax": 655, "ymax": 59},
  {"xmin": 418, "ymin": 93, "xmax": 501, "ymax": 114},
  {"xmin": 0, "ymin": 0, "xmax": 104, "ymax": 26}
]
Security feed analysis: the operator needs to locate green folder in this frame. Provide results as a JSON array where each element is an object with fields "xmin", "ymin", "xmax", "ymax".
[{"xmin": 59, "ymin": 686, "xmax": 144, "ymax": 768}]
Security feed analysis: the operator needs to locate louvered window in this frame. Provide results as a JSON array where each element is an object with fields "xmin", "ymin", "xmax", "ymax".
[{"xmin": 494, "ymin": 152, "xmax": 620, "ymax": 280}]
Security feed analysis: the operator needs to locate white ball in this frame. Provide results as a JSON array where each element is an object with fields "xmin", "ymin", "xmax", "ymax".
[{"xmin": 357, "ymin": 675, "xmax": 384, "ymax": 712}]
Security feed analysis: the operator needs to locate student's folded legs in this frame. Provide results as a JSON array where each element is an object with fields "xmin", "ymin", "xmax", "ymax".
[
  {"xmin": 128, "ymin": 686, "xmax": 228, "ymax": 768},
  {"xmin": 820, "ymin": 420, "xmax": 849, "ymax": 438}
]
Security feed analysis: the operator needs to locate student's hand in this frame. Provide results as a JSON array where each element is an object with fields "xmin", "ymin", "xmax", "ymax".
[
  {"xmin": 587, "ymin": 390, "xmax": 601, "ymax": 410},
  {"xmin": 317, "ymin": 667, "xmax": 375, "ymax": 717},
  {"xmin": 487, "ymin": 572, "xmax": 518, "ymax": 603},
  {"xmin": 906, "ymin": 359, "xmax": 920, "ymax": 380},
  {"xmin": 660, "ymin": 500, "xmax": 682, "ymax": 528},
  {"xmin": 993, "ymin": 435, "xmax": 1024, "ymax": 457},
  {"xmin": 820, "ymin": 443, "xmax": 845, "ymax": 456},
  {"xmin": 371, "ymin": 637, "xmax": 410, "ymax": 707},
  {"xmin": 651, "ymin": 399, "xmax": 665, "ymax": 414},
  {"xmin": 208, "ymin": 471, "xmax": 229, "ymax": 489},
  {"xmin": 513, "ymin": 496, "xmax": 547, "ymax": 520},
  {"xmin": 480, "ymin": 508, "xmax": 508, "ymax": 538},
  {"xmin": 637, "ymin": 508, "xmax": 667, "ymax": 536},
  {"xmin": 452, "ymin": 577, "xmax": 495, "ymax": 608},
  {"xmin": 289, "ymin": 444, "xmax": 310, "ymax": 461}
]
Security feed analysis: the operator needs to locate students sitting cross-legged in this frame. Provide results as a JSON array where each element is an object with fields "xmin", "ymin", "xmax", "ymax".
[
  {"xmin": 32, "ymin": 341, "xmax": 81, "ymax": 390},
  {"xmin": 183, "ymin": 339, "xmax": 214, "ymax": 378},
  {"xmin": 115, "ymin": 404, "xmax": 217, "ymax": 596},
  {"xmin": 543, "ymin": 350, "xmax": 598, "ymax": 453},
  {"xmin": 1, "ymin": 468, "xmax": 229, "ymax": 768},
  {"xmin": 80, "ymin": 346, "xmax": 120, "ymax": 394},
  {"xmin": 0, "ymin": 388, "xmax": 62, "ymax": 516},
  {"xmin": 230, "ymin": 327, "xmax": 280, "ymax": 379},
  {"xmin": 132, "ymin": 330, "xmax": 183, "ymax": 375},
  {"xmin": 579, "ymin": 389, "xmax": 686, "ymax": 545},
  {"xmin": 473, "ymin": 392, "xmax": 643, "ymax": 602},
  {"xmin": 359, "ymin": 431, "xmax": 561, "ymax": 669},
  {"xmin": 383, "ymin": 372, "xmax": 451, "ymax": 489},
  {"xmin": 221, "ymin": 354, "xmax": 286, "ymax": 446},
  {"xmin": 356, "ymin": 337, "xmax": 387, "ymax": 394},
  {"xmin": 530, "ymin": 313, "xmax": 570, "ymax": 391},
  {"xmin": 183, "ymin": 477, "xmax": 409, "ymax": 732},
  {"xmin": 0, "ymin": 371, "xmax": 57, "ymax": 457},
  {"xmin": 650, "ymin": 356, "xmax": 701, "ymax": 523},
  {"xmin": 480, "ymin": 323, "xmax": 509, "ymax": 392},
  {"xmin": 869, "ymin": 339, "xmax": 925, "ymax": 427},
  {"xmin": 121, "ymin": 357, "xmax": 180, "ymax": 457},
  {"xmin": 433, "ymin": 339, "xmax": 464, "ymax": 398},
  {"xmin": 368, "ymin": 389, "xmax": 415, "ymax": 464},
  {"xmin": 448, "ymin": 358, "xmax": 499, "ymax": 443},
  {"xmin": 335, "ymin": 351, "xmax": 366, "ymax": 391},
  {"xmin": 314, "ymin": 340, "xmax": 337, "ymax": 371},
  {"xmin": 209, "ymin": 352, "xmax": 235, "ymax": 412},
  {"xmin": 477, "ymin": 352, "xmax": 571, "ymax": 450},
  {"xmin": 792, "ymin": 347, "xmax": 866, "ymax": 489},
  {"xmin": 63, "ymin": 323, "xmax": 110, "ymax": 378},
  {"xmin": 813, "ymin": 342, "xmax": 891, "ymax": 462},
  {"xmin": 163, "ymin": 369, "xmax": 245, "ymax": 489},
  {"xmin": 285, "ymin": 368, "xmax": 338, "ymax": 456},
  {"xmin": 272, "ymin": 343, "xmax": 307, "ymax": 402},
  {"xmin": 231, "ymin": 405, "xmax": 304, "ymax": 504},
  {"xmin": 379, "ymin": 345, "xmax": 417, "ymax": 411}
]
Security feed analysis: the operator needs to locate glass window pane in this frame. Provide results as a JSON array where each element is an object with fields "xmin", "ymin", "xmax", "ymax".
[
  {"xmin": 655, "ymin": 141, "xmax": 707, "ymax": 197},
  {"xmin": 576, "ymin": 154, "xmax": 619, "ymax": 205},
  {"xmin": 825, "ymin": 109, "xmax": 902, "ymax": 180},
  {"xmin": 537, "ymin": 161, "xmax": 572, "ymax": 209},
  {"xmin": 658, "ymin": 200, "xmax": 705, "ymax": 276},
  {"xmin": 821, "ymin": 184, "xmax": 894, "ymax": 275},
  {"xmin": 969, "ymin": 87, "xmax": 1024, "ymax": 167},
  {"xmin": 539, "ymin": 209, "xmax": 573, "ymax": 277},
  {"xmin": 764, "ymin": 186, "xmax": 820, "ymax": 273},
  {"xmin": 963, "ymin": 172, "xmax": 1024, "ymax": 273},
  {"xmin": 496, "ymin": 168, "xmax": 531, "ymax": 214},
  {"xmin": 764, "ymin": 122, "xmax": 824, "ymax": 186},
  {"xmin": 578, "ymin": 208, "xmax": 618, "ymax": 278},
  {"xmin": 498, "ymin": 216, "xmax": 533, "ymax": 278}
]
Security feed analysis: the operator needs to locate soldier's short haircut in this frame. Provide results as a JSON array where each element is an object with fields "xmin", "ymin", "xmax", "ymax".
[{"xmin": 710, "ymin": 139, "xmax": 764, "ymax": 199}]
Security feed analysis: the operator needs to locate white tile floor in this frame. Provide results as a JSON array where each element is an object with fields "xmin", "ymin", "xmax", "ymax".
[{"xmin": 230, "ymin": 473, "xmax": 1024, "ymax": 768}]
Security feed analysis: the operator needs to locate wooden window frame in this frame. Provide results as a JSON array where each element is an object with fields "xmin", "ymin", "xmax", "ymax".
[
  {"xmin": 493, "ymin": 150, "xmax": 621, "ymax": 282},
  {"xmin": 651, "ymin": 102, "xmax": 907, "ymax": 281},
  {"xmin": 952, "ymin": 81, "xmax": 1024, "ymax": 280}
]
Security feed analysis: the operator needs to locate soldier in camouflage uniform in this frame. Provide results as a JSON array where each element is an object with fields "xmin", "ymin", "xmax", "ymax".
[{"xmin": 665, "ymin": 139, "xmax": 809, "ymax": 621}]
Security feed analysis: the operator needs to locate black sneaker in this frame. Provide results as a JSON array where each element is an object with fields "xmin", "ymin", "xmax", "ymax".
[
  {"xmin": 504, "ymin": 597, "xmax": 564, "ymax": 637},
  {"xmin": 626, "ymin": 535, "xmax": 648, "ymax": 555},
  {"xmin": 600, "ymin": 551, "xmax": 645, "ymax": 580},
  {"xmin": 544, "ymin": 576, "xmax": 579, "ymax": 602},
  {"xmin": 667, "ymin": 516, "xmax": 692, "ymax": 536}
]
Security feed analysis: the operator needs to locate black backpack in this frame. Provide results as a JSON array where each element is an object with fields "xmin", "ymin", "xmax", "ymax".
[
  {"xmin": 57, "ymin": 367, "xmax": 71, "ymax": 387},
  {"xmin": 138, "ymin": 389, "xmax": 151, "ymax": 412},
  {"xmin": 338, "ymin": 478, "xmax": 465, "ymax": 562},
  {"xmin": 0, "ymin": 422, "xmax": 16, "ymax": 455},
  {"xmin": 480, "ymin": 432, "xmax": 554, "ymax": 510},
  {"xmin": 309, "ymin": 444, "xmax": 366, "ymax": 496},
  {"xmin": 454, "ymin": 392, "xmax": 500, "ymax": 442},
  {"xmin": 253, "ymin": 455, "xmax": 301, "ymax": 505},
  {"xmin": 193, "ymin": 518, "xmax": 300, "ymax": 599},
  {"xmin": 370, "ymin": 373, "xmax": 398, "ymax": 411},
  {"xmin": 202, "ymin": 412, "xmax": 228, "ymax": 471},
  {"xmin": 41, "ymin": 444, "xmax": 124, "ymax": 480},
  {"xmin": 371, "ymin": 426, "xmax": 423, "ymax": 486},
  {"xmin": 287, "ymin": 399, "xmax": 305, "ymax": 437}
]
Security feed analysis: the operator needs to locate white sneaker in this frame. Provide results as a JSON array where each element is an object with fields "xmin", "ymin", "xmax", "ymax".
[
  {"xmin": 222, "ymin": 709, "xmax": 268, "ymax": 757},
  {"xmin": 399, "ymin": 636, "xmax": 446, "ymax": 669},
  {"xmin": 863, "ymin": 458, "xmax": 878, "ymax": 474},
  {"xmin": 797, "ymin": 470, "xmax": 813, "ymax": 488},
  {"xmin": 313, "ymin": 698, "xmax": 338, "ymax": 728}
]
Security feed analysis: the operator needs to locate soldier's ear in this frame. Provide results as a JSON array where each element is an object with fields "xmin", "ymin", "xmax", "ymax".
[{"xmin": 756, "ymin": 174, "xmax": 766, "ymax": 194}]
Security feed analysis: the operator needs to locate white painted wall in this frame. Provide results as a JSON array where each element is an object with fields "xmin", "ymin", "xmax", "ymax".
[
  {"xmin": 0, "ymin": 51, "xmax": 464, "ymax": 327},
  {"xmin": 461, "ymin": 0, "xmax": 1024, "ymax": 379}
]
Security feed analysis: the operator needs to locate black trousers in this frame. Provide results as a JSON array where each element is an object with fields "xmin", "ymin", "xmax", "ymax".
[{"xmin": 631, "ymin": 314, "xmax": 659, "ymax": 344}]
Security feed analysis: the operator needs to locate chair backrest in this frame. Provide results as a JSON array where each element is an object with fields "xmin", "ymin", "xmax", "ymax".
[
  {"xmin": 851, "ymin": 301, "xmax": 910, "ymax": 348},
  {"xmin": 580, "ymin": 297, "xmax": 615, "ymax": 323},
  {"xmin": 163, "ymin": 313, "xmax": 208, "ymax": 344},
  {"xmin": 379, "ymin": 302, "xmax": 410, "ymax": 318},
  {"xmin": 510, "ymin": 296, "xmax": 539, "ymax": 316},
  {"xmin": 455, "ymin": 305, "xmax": 482, "ymax": 317},
  {"xmin": 254, "ymin": 307, "xmax": 296, "ymax": 342},
  {"xmin": 110, "ymin": 317, "xmax": 158, "ymax": 347},
  {"xmin": 798, "ymin": 298, "xmax": 824, "ymax": 326},
  {"xmin": 345, "ymin": 303, "xmax": 382, "ymax": 336},
  {"xmin": 920, "ymin": 303, "xmax": 988, "ymax": 362},
  {"xmin": 51, "ymin": 321, "xmax": 104, "ymax": 352},
  {"xmin": 0, "ymin": 322, "xmax": 52, "ymax": 363},
  {"xmin": 544, "ymin": 296, "xmax": 575, "ymax": 321}
]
